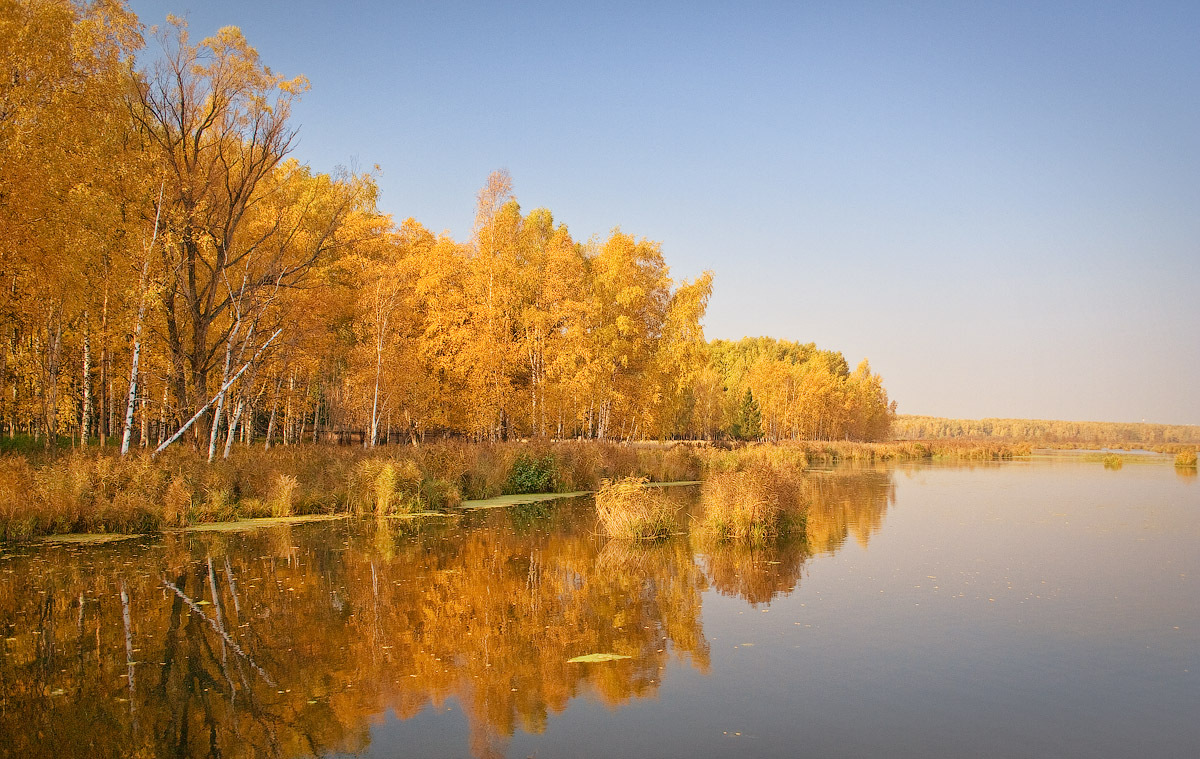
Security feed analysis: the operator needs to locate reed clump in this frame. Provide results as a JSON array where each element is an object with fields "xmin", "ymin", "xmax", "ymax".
[
  {"xmin": 348, "ymin": 458, "xmax": 423, "ymax": 515},
  {"xmin": 697, "ymin": 462, "xmax": 805, "ymax": 543},
  {"xmin": 1174, "ymin": 449, "xmax": 1197, "ymax": 468},
  {"xmin": 595, "ymin": 477, "xmax": 677, "ymax": 540},
  {"xmin": 267, "ymin": 474, "xmax": 300, "ymax": 517},
  {"xmin": 1103, "ymin": 454, "xmax": 1124, "ymax": 470}
]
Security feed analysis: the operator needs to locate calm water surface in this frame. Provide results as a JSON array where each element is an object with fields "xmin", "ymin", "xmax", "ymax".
[{"xmin": 1, "ymin": 458, "xmax": 1196, "ymax": 757}]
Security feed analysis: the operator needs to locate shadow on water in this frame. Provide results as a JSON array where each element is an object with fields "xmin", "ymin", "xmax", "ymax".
[{"xmin": 0, "ymin": 469, "xmax": 894, "ymax": 758}]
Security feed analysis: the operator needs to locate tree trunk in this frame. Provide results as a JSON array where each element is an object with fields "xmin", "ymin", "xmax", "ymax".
[
  {"xmin": 224, "ymin": 360, "xmax": 260, "ymax": 458},
  {"xmin": 38, "ymin": 303, "xmax": 64, "ymax": 451},
  {"xmin": 140, "ymin": 395, "xmax": 149, "ymax": 447},
  {"xmin": 99, "ymin": 278, "xmax": 108, "ymax": 446},
  {"xmin": 223, "ymin": 396, "xmax": 243, "ymax": 459},
  {"xmin": 370, "ymin": 339, "xmax": 383, "ymax": 447},
  {"xmin": 207, "ymin": 324, "xmax": 239, "ymax": 462},
  {"xmin": 154, "ymin": 329, "xmax": 281, "ymax": 457},
  {"xmin": 284, "ymin": 372, "xmax": 295, "ymax": 446},
  {"xmin": 265, "ymin": 374, "xmax": 282, "ymax": 449},
  {"xmin": 120, "ymin": 258, "xmax": 150, "ymax": 456},
  {"xmin": 157, "ymin": 382, "xmax": 169, "ymax": 446},
  {"xmin": 121, "ymin": 184, "xmax": 163, "ymax": 456},
  {"xmin": 80, "ymin": 312, "xmax": 91, "ymax": 445}
]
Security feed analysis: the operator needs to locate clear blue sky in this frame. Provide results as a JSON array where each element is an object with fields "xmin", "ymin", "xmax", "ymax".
[{"xmin": 129, "ymin": 1, "xmax": 1200, "ymax": 425}]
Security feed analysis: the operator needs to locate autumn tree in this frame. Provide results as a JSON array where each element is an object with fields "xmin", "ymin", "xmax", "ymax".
[
  {"xmin": 0, "ymin": 0, "xmax": 142, "ymax": 446},
  {"xmin": 130, "ymin": 20, "xmax": 371, "ymax": 450},
  {"xmin": 705, "ymin": 338, "xmax": 893, "ymax": 441}
]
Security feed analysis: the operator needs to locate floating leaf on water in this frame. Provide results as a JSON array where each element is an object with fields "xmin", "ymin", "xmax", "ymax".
[{"xmin": 567, "ymin": 653, "xmax": 632, "ymax": 663}]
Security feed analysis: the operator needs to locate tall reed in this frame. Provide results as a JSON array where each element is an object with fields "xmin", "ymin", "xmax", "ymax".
[
  {"xmin": 697, "ymin": 462, "xmax": 804, "ymax": 543},
  {"xmin": 595, "ymin": 477, "xmax": 677, "ymax": 540}
]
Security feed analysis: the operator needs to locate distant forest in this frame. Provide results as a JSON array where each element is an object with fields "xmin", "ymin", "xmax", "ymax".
[
  {"xmin": 894, "ymin": 416, "xmax": 1200, "ymax": 446},
  {"xmin": 0, "ymin": 4, "xmax": 894, "ymax": 452}
]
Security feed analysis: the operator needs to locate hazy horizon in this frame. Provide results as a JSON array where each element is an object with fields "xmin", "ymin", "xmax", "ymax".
[{"xmin": 128, "ymin": 1, "xmax": 1200, "ymax": 425}]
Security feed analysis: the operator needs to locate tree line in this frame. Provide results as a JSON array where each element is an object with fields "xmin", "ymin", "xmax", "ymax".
[{"xmin": 0, "ymin": 2, "xmax": 894, "ymax": 455}]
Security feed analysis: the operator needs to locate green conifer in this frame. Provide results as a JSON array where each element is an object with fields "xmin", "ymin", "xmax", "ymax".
[{"xmin": 732, "ymin": 388, "xmax": 762, "ymax": 441}]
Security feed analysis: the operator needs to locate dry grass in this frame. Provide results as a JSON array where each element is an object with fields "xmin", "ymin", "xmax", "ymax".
[
  {"xmin": 595, "ymin": 477, "xmax": 677, "ymax": 540},
  {"xmin": 1103, "ymin": 454, "xmax": 1124, "ymax": 470},
  {"xmin": 0, "ymin": 440, "xmax": 710, "ymax": 542},
  {"xmin": 695, "ymin": 440, "xmax": 1031, "ymax": 476},
  {"xmin": 267, "ymin": 474, "xmax": 300, "ymax": 517},
  {"xmin": 697, "ymin": 463, "xmax": 804, "ymax": 543},
  {"xmin": 1175, "ymin": 450, "xmax": 1198, "ymax": 468},
  {"xmin": 347, "ymin": 458, "xmax": 423, "ymax": 515}
]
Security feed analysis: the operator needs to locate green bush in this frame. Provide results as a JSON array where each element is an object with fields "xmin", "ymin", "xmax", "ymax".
[{"xmin": 505, "ymin": 454, "xmax": 557, "ymax": 494}]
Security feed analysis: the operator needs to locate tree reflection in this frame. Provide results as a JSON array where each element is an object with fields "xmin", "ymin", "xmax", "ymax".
[
  {"xmin": 802, "ymin": 470, "xmax": 895, "ymax": 554},
  {"xmin": 0, "ymin": 504, "xmax": 709, "ymax": 758},
  {"xmin": 695, "ymin": 535, "xmax": 808, "ymax": 607}
]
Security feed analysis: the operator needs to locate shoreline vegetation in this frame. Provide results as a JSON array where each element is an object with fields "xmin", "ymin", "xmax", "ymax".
[
  {"xmin": 894, "ymin": 415, "xmax": 1200, "ymax": 448},
  {"xmin": 5, "ymin": 436, "xmax": 1191, "ymax": 544}
]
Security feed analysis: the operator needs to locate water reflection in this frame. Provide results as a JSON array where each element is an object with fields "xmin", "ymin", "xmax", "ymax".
[
  {"xmin": 0, "ymin": 470, "xmax": 894, "ymax": 758},
  {"xmin": 695, "ymin": 535, "xmax": 808, "ymax": 606},
  {"xmin": 802, "ymin": 470, "xmax": 895, "ymax": 554},
  {"xmin": 693, "ymin": 470, "xmax": 894, "ymax": 606}
]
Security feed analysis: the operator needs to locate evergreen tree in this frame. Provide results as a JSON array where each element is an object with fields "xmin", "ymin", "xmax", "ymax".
[{"xmin": 732, "ymin": 388, "xmax": 762, "ymax": 441}]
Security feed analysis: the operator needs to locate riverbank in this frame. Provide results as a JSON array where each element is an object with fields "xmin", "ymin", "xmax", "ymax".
[{"xmin": 0, "ymin": 439, "xmax": 1043, "ymax": 541}]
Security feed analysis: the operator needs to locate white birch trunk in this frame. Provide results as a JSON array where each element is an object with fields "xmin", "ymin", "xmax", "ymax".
[
  {"xmin": 80, "ymin": 313, "xmax": 91, "ymax": 444},
  {"xmin": 223, "ymin": 396, "xmax": 244, "ymax": 459},
  {"xmin": 207, "ymin": 324, "xmax": 238, "ymax": 461},
  {"xmin": 370, "ymin": 337, "xmax": 383, "ymax": 447},
  {"xmin": 265, "ymin": 374, "xmax": 281, "ymax": 449},
  {"xmin": 158, "ymin": 383, "xmax": 168, "ymax": 446},
  {"xmin": 140, "ymin": 396, "xmax": 149, "ymax": 447},
  {"xmin": 121, "ymin": 183, "xmax": 162, "ymax": 456},
  {"xmin": 153, "ymin": 328, "xmax": 282, "ymax": 457},
  {"xmin": 120, "ymin": 260, "xmax": 149, "ymax": 456}
]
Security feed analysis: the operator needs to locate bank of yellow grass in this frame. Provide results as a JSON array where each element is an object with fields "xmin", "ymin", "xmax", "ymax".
[
  {"xmin": 0, "ymin": 440, "xmax": 705, "ymax": 542},
  {"xmin": 695, "ymin": 440, "xmax": 1031, "ymax": 474},
  {"xmin": 0, "ymin": 437, "xmax": 1061, "ymax": 543},
  {"xmin": 594, "ymin": 477, "xmax": 677, "ymax": 540}
]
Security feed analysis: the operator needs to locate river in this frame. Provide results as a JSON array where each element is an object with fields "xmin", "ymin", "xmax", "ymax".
[{"xmin": 1, "ymin": 455, "xmax": 1196, "ymax": 757}]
